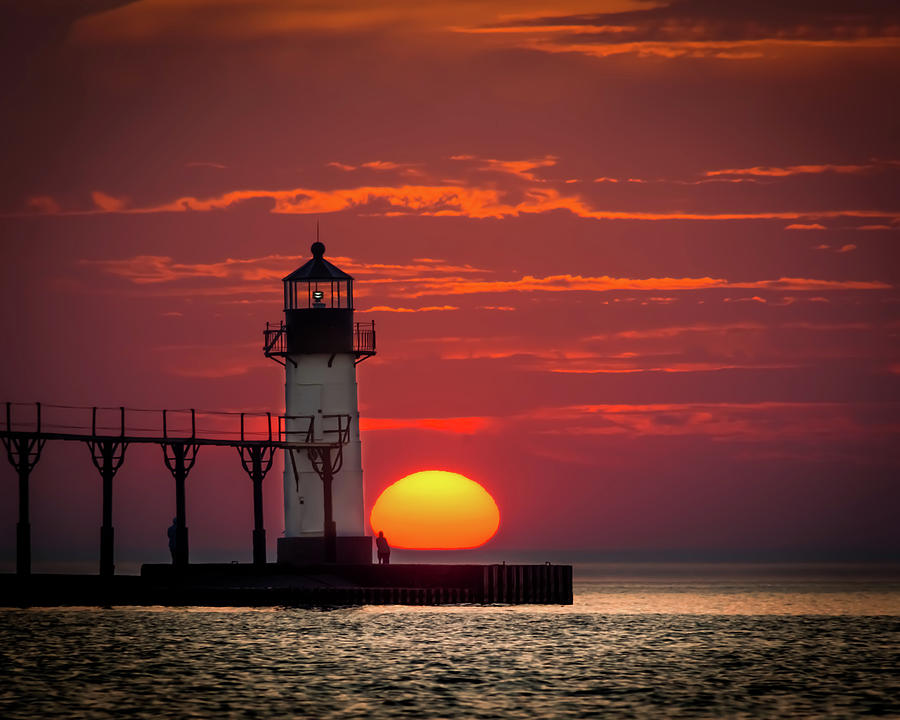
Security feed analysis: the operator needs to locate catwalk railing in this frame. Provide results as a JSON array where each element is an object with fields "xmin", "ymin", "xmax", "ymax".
[
  {"xmin": 1, "ymin": 402, "xmax": 353, "ymax": 576},
  {"xmin": 2, "ymin": 402, "xmax": 351, "ymax": 445}
]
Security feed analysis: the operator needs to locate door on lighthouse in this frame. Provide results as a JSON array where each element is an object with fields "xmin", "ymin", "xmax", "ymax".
[{"xmin": 294, "ymin": 384, "xmax": 322, "ymax": 437}]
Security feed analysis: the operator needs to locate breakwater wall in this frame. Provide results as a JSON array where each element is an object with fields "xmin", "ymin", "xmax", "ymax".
[{"xmin": 1, "ymin": 563, "xmax": 573, "ymax": 607}]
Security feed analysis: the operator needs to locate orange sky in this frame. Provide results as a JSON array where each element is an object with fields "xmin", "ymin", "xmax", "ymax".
[{"xmin": 1, "ymin": 0, "xmax": 899, "ymax": 568}]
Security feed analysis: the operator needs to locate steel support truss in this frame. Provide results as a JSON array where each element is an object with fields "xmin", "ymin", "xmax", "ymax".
[
  {"xmin": 86, "ymin": 407, "xmax": 128, "ymax": 577},
  {"xmin": 2, "ymin": 403, "xmax": 46, "ymax": 576},
  {"xmin": 162, "ymin": 439, "xmax": 199, "ymax": 568},
  {"xmin": 237, "ymin": 444, "xmax": 276, "ymax": 565}
]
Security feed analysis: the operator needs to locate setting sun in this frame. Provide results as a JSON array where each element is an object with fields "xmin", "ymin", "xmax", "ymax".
[{"xmin": 369, "ymin": 470, "xmax": 500, "ymax": 549}]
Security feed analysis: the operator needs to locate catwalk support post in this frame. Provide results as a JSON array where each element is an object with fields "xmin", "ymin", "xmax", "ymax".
[
  {"xmin": 321, "ymin": 453, "xmax": 336, "ymax": 563},
  {"xmin": 162, "ymin": 410, "xmax": 199, "ymax": 568},
  {"xmin": 237, "ymin": 414, "xmax": 276, "ymax": 565},
  {"xmin": 2, "ymin": 402, "xmax": 46, "ymax": 577},
  {"xmin": 86, "ymin": 407, "xmax": 128, "ymax": 577},
  {"xmin": 308, "ymin": 445, "xmax": 339, "ymax": 563}
]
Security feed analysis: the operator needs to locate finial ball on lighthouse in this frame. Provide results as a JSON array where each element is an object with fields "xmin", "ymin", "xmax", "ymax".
[{"xmin": 311, "ymin": 241, "xmax": 325, "ymax": 258}]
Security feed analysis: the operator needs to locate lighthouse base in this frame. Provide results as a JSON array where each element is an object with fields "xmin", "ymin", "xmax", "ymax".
[{"xmin": 277, "ymin": 536, "xmax": 373, "ymax": 565}]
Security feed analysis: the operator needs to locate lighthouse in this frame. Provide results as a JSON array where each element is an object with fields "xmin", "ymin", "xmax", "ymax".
[{"xmin": 264, "ymin": 241, "xmax": 375, "ymax": 564}]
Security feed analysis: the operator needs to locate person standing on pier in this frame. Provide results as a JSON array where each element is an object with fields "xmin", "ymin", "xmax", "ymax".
[
  {"xmin": 167, "ymin": 518, "xmax": 178, "ymax": 563},
  {"xmin": 376, "ymin": 531, "xmax": 391, "ymax": 565}
]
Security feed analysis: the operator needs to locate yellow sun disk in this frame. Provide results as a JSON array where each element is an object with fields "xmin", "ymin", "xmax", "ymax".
[{"xmin": 369, "ymin": 470, "xmax": 500, "ymax": 549}]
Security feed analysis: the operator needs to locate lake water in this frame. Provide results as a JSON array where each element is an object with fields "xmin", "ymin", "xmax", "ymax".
[{"xmin": 1, "ymin": 567, "xmax": 898, "ymax": 719}]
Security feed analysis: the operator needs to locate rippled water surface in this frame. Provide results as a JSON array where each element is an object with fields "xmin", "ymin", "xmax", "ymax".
[{"xmin": 2, "ymin": 575, "xmax": 899, "ymax": 719}]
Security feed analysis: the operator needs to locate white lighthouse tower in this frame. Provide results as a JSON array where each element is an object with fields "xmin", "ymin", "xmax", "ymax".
[{"xmin": 265, "ymin": 241, "xmax": 375, "ymax": 564}]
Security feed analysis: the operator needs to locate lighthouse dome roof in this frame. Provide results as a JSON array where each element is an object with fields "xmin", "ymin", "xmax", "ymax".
[{"xmin": 283, "ymin": 242, "xmax": 353, "ymax": 282}]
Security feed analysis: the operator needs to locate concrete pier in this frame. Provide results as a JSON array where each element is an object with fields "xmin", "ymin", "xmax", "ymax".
[{"xmin": 0, "ymin": 563, "xmax": 573, "ymax": 607}]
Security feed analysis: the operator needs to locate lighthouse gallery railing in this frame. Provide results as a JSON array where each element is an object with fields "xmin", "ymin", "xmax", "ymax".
[{"xmin": 263, "ymin": 320, "xmax": 375, "ymax": 362}]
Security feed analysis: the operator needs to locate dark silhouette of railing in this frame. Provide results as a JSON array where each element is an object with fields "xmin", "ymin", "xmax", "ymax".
[
  {"xmin": 354, "ymin": 321, "xmax": 376, "ymax": 357},
  {"xmin": 263, "ymin": 322, "xmax": 288, "ymax": 357},
  {"xmin": 2, "ymin": 402, "xmax": 331, "ymax": 444},
  {"xmin": 263, "ymin": 320, "xmax": 376, "ymax": 365}
]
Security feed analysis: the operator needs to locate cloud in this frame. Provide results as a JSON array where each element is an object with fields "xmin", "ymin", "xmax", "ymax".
[
  {"xmin": 520, "ymin": 37, "xmax": 900, "ymax": 61},
  {"xmin": 587, "ymin": 159, "xmax": 898, "ymax": 187},
  {"xmin": 91, "ymin": 191, "xmax": 128, "ymax": 212},
  {"xmin": 140, "ymin": 184, "xmax": 516, "ymax": 219},
  {"xmin": 82, "ymin": 254, "xmax": 891, "ymax": 309},
  {"xmin": 523, "ymin": 401, "xmax": 884, "ymax": 441},
  {"xmin": 813, "ymin": 243, "xmax": 858, "ymax": 253},
  {"xmin": 361, "ymin": 160, "xmax": 412, "ymax": 171},
  {"xmin": 69, "ymin": 1, "xmax": 608, "ymax": 43},
  {"xmin": 358, "ymin": 401, "xmax": 897, "ymax": 443},
  {"xmin": 724, "ymin": 296, "xmax": 767, "ymax": 303},
  {"xmin": 707, "ymin": 163, "xmax": 883, "ymax": 178},
  {"xmin": 14, "ymin": 149, "xmax": 900, "ymax": 227},
  {"xmin": 361, "ymin": 305, "xmax": 459, "ymax": 312},
  {"xmin": 26, "ymin": 180, "xmax": 900, "ymax": 228},
  {"xmin": 409, "ymin": 313, "xmax": 884, "ymax": 375},
  {"xmin": 80, "ymin": 254, "xmax": 291, "ymax": 284},
  {"xmin": 458, "ymin": 0, "xmax": 900, "ymax": 59},
  {"xmin": 539, "ymin": 361, "xmax": 799, "ymax": 375},
  {"xmin": 786, "ymin": 223, "xmax": 827, "ymax": 231},
  {"xmin": 608, "ymin": 320, "xmax": 872, "ymax": 341},
  {"xmin": 454, "ymin": 22, "xmax": 632, "ymax": 36},
  {"xmin": 434, "ymin": 343, "xmax": 803, "ymax": 375},
  {"xmin": 25, "ymin": 195, "xmax": 60, "ymax": 214},
  {"xmin": 81, "ymin": 253, "xmax": 487, "ymax": 285},
  {"xmin": 450, "ymin": 154, "xmax": 558, "ymax": 181},
  {"xmin": 780, "ymin": 322, "xmax": 871, "ymax": 331},
  {"xmin": 328, "ymin": 160, "xmax": 419, "ymax": 173},
  {"xmin": 402, "ymin": 273, "xmax": 891, "ymax": 297},
  {"xmin": 612, "ymin": 322, "xmax": 766, "ymax": 340}
]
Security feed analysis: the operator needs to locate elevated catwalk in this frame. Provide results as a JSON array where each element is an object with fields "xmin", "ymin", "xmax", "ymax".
[{"xmin": 0, "ymin": 563, "xmax": 573, "ymax": 607}]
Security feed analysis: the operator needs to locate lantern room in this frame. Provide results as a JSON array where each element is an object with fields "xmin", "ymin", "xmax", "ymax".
[
  {"xmin": 283, "ymin": 241, "xmax": 353, "ymax": 310},
  {"xmin": 264, "ymin": 241, "xmax": 374, "ymax": 359}
]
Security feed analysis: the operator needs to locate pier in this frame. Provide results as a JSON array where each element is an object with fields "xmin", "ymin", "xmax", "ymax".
[{"xmin": 1, "ymin": 401, "xmax": 573, "ymax": 607}]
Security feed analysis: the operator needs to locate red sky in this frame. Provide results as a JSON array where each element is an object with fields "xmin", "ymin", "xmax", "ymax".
[{"xmin": 2, "ymin": 0, "xmax": 899, "ymax": 569}]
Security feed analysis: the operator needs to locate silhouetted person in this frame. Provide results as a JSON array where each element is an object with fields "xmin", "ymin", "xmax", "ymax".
[
  {"xmin": 376, "ymin": 531, "xmax": 390, "ymax": 565},
  {"xmin": 167, "ymin": 518, "xmax": 178, "ymax": 563}
]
